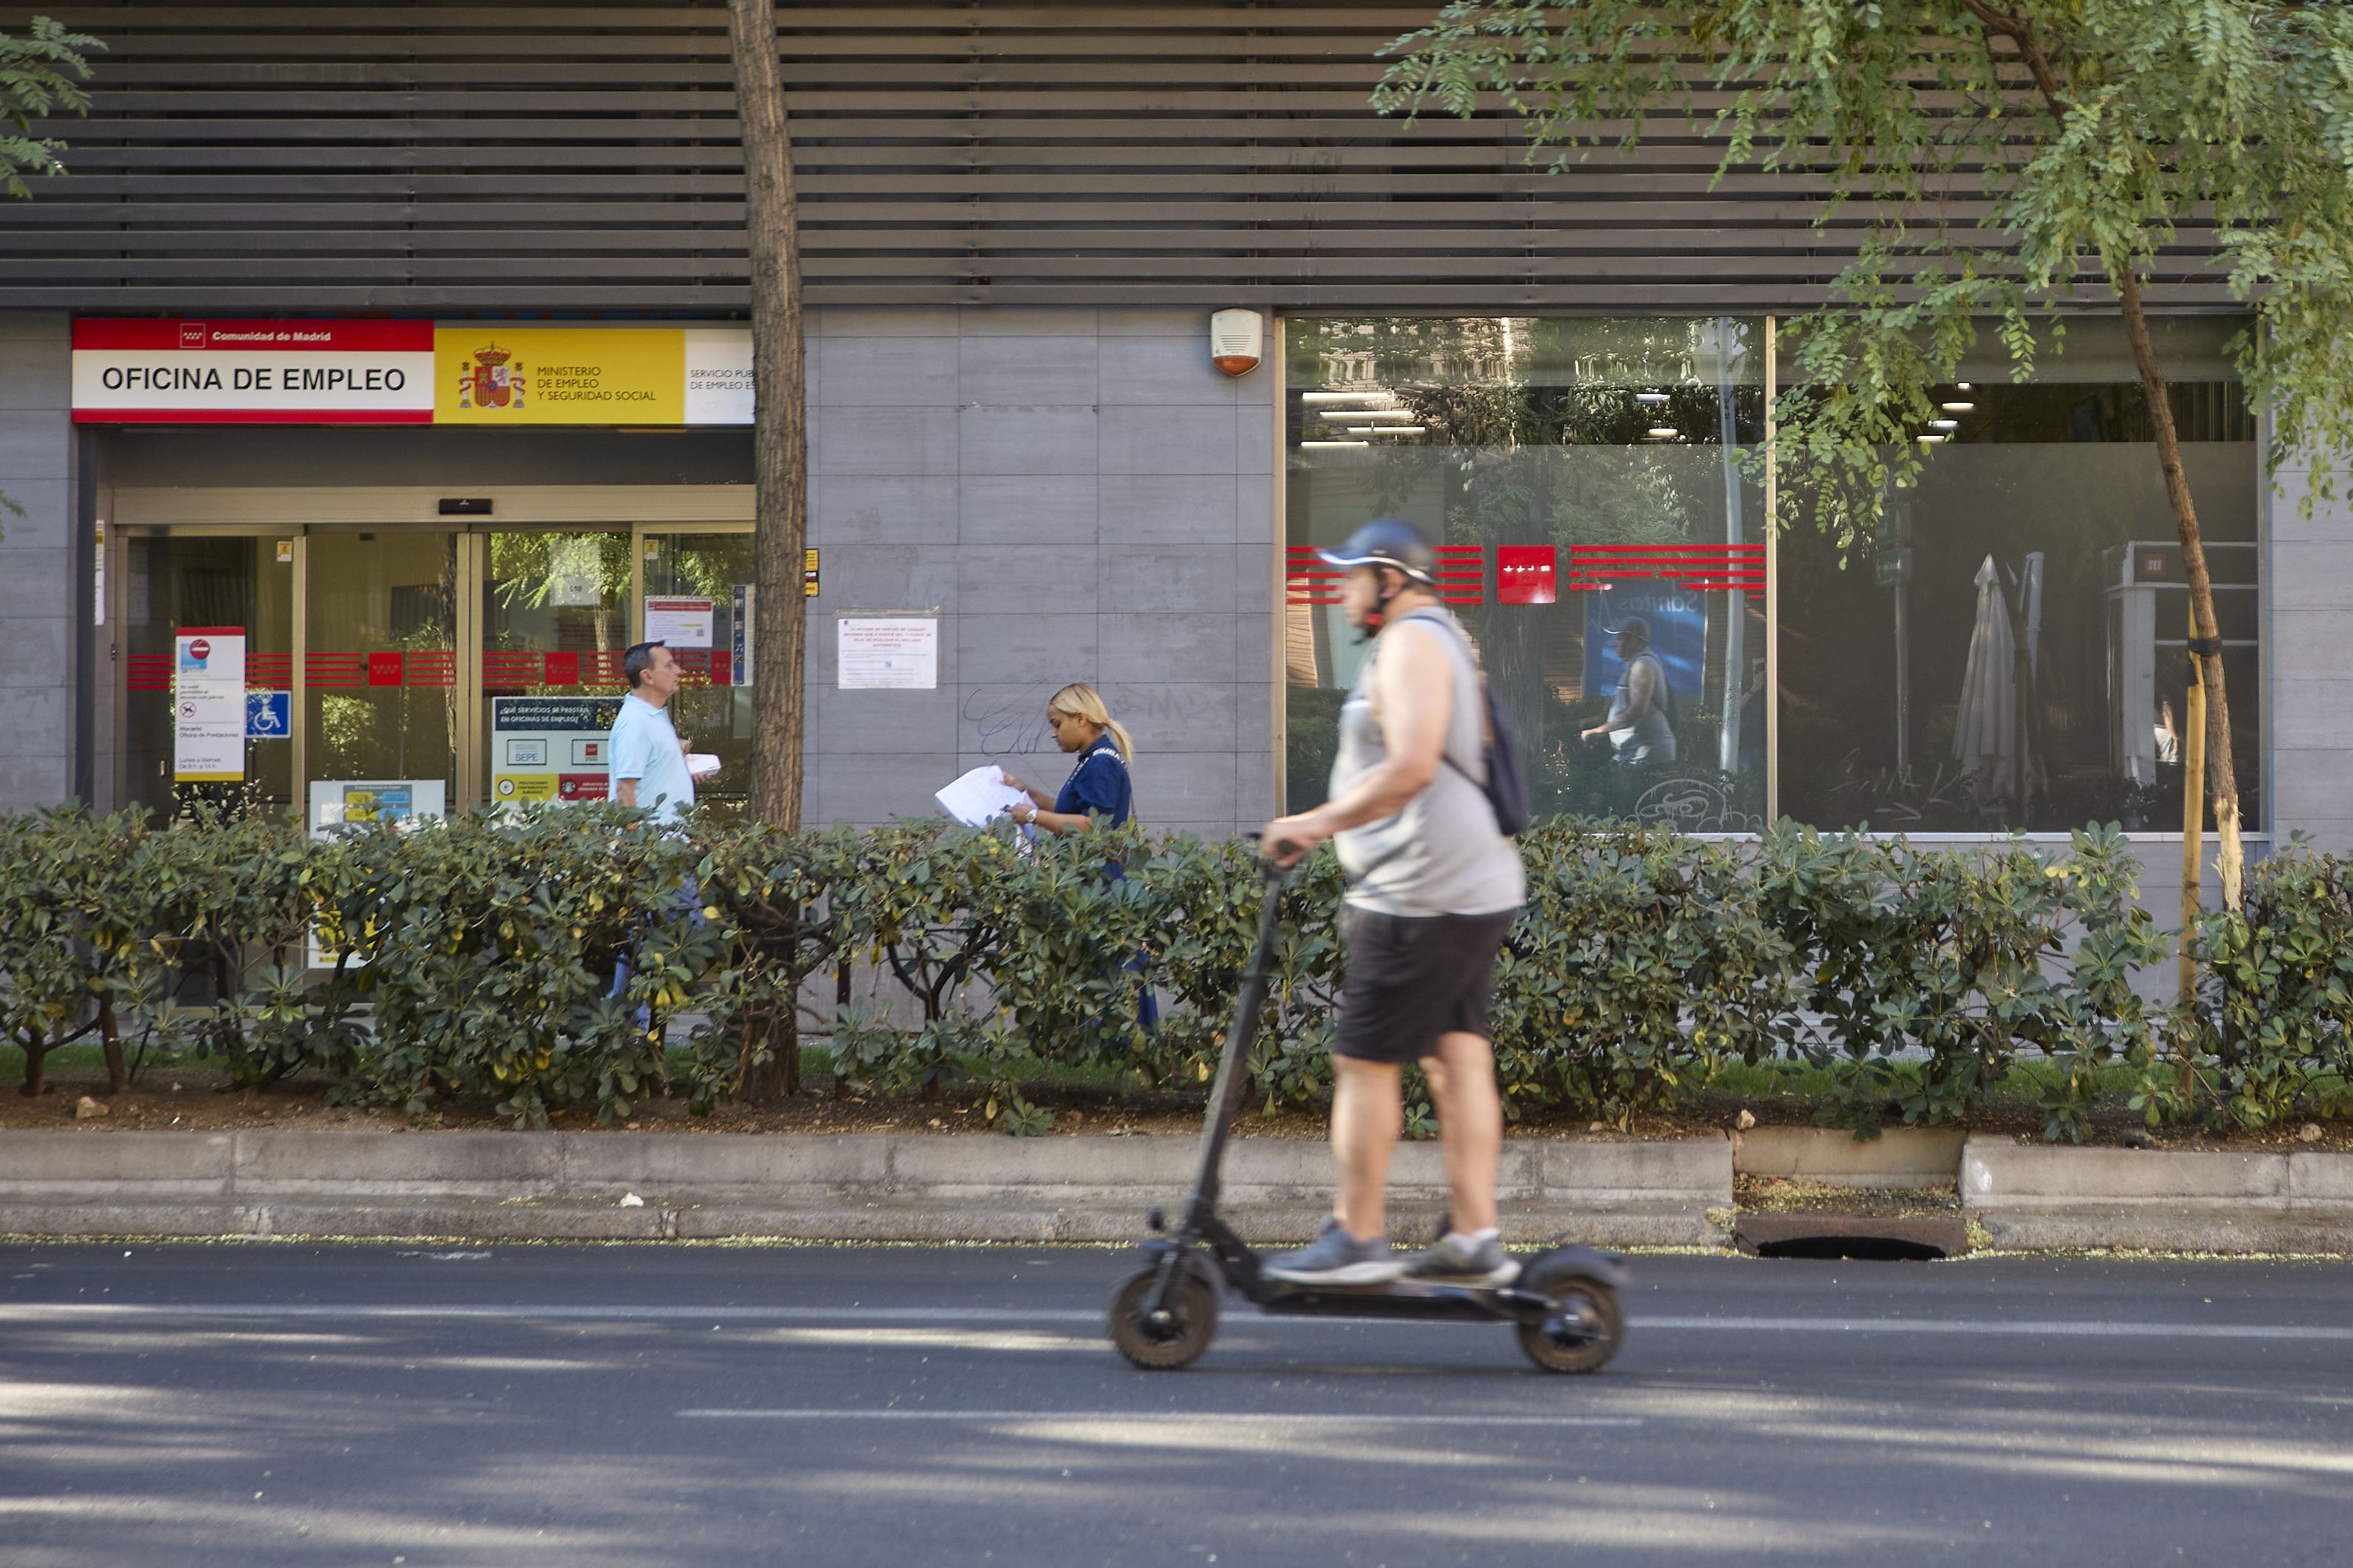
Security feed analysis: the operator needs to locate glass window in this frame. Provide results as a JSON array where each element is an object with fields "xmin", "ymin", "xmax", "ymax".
[
  {"xmin": 304, "ymin": 531, "xmax": 460, "ymax": 800},
  {"xmin": 1284, "ymin": 317, "xmax": 1768, "ymax": 831},
  {"xmin": 1777, "ymin": 318, "xmax": 2260, "ymax": 832}
]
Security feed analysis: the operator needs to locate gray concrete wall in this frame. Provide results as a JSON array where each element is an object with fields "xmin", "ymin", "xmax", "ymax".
[
  {"xmin": 0, "ymin": 312, "xmax": 75, "ymax": 810},
  {"xmin": 2266, "ymin": 448, "xmax": 2353, "ymax": 851},
  {"xmin": 806, "ymin": 306, "xmax": 1277, "ymax": 840}
]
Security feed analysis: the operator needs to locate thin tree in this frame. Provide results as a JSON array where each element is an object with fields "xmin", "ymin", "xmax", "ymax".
[
  {"xmin": 1377, "ymin": 1, "xmax": 2353, "ymax": 909},
  {"xmin": 726, "ymin": 0, "xmax": 808, "ymax": 1100},
  {"xmin": 729, "ymin": 0, "xmax": 807, "ymax": 830}
]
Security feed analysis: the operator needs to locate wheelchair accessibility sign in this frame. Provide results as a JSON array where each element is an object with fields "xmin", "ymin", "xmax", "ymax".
[{"xmin": 246, "ymin": 690, "xmax": 290, "ymax": 739}]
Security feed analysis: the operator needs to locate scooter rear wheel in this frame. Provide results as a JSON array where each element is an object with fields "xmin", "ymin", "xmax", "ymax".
[
  {"xmin": 1515, "ymin": 1279, "xmax": 1624, "ymax": 1374},
  {"xmin": 1109, "ymin": 1263, "xmax": 1219, "ymax": 1370}
]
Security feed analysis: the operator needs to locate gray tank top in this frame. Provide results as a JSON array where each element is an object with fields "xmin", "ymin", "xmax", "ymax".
[{"xmin": 1329, "ymin": 606, "xmax": 1528, "ymax": 917}]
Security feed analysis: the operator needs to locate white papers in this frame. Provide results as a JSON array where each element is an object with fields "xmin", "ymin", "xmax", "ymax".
[
  {"xmin": 687, "ymin": 752, "xmax": 722, "ymax": 778},
  {"xmin": 173, "ymin": 627, "xmax": 246, "ymax": 781},
  {"xmin": 643, "ymin": 595, "xmax": 714, "ymax": 649},
  {"xmin": 838, "ymin": 615, "xmax": 938, "ymax": 690},
  {"xmin": 935, "ymin": 765, "xmax": 1028, "ymax": 827}
]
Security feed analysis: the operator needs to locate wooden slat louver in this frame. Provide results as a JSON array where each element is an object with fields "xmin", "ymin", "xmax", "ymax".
[{"xmin": 0, "ymin": 1, "xmax": 2232, "ymax": 312}]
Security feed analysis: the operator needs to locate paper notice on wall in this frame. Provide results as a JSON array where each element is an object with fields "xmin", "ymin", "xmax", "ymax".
[
  {"xmin": 173, "ymin": 626, "xmax": 246, "ymax": 781},
  {"xmin": 643, "ymin": 595, "xmax": 714, "ymax": 649},
  {"xmin": 838, "ymin": 615, "xmax": 938, "ymax": 690}
]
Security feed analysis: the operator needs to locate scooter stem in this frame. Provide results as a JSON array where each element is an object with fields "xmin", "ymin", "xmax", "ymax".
[{"xmin": 1182, "ymin": 858, "xmax": 1291, "ymax": 1225}]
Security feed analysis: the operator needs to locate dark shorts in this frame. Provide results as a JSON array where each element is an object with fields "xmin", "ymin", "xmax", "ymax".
[{"xmin": 1333, "ymin": 906, "xmax": 1518, "ymax": 1065}]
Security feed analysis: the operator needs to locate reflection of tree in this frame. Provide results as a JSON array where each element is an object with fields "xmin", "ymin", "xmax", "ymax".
[{"xmin": 485, "ymin": 533, "xmax": 630, "ymax": 656}]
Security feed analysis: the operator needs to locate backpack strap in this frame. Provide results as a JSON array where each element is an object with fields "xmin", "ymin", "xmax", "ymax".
[{"xmin": 1391, "ymin": 606, "xmax": 1490, "ymax": 787}]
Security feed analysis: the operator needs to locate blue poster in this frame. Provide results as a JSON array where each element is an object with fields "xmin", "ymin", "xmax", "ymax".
[
  {"xmin": 1582, "ymin": 582, "xmax": 1705, "ymax": 702},
  {"xmin": 245, "ymin": 690, "xmax": 290, "ymax": 739}
]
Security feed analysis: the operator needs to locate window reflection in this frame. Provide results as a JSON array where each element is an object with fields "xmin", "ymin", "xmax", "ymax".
[{"xmin": 1285, "ymin": 317, "xmax": 1767, "ymax": 831}]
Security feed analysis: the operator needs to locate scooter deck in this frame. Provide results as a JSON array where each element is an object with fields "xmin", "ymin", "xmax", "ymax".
[{"xmin": 1249, "ymin": 1279, "xmax": 1552, "ymax": 1325}]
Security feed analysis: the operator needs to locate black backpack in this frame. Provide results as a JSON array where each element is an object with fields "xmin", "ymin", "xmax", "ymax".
[{"xmin": 1403, "ymin": 610, "xmax": 1532, "ymax": 837}]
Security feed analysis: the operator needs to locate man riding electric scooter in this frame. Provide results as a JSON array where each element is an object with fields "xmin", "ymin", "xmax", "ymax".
[{"xmin": 1259, "ymin": 518, "xmax": 1527, "ymax": 1288}]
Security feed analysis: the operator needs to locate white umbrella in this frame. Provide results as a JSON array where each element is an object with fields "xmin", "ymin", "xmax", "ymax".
[{"xmin": 1953, "ymin": 554, "xmax": 2017, "ymax": 803}]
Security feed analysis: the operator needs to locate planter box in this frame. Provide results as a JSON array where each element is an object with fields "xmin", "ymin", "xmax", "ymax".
[{"xmin": 0, "ymin": 1129, "xmax": 1733, "ymax": 1247}]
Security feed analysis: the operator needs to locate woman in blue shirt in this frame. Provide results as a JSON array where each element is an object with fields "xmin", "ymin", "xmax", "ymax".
[
  {"xmin": 1000, "ymin": 682, "xmax": 1155, "ymax": 1029},
  {"xmin": 1001, "ymin": 682, "xmax": 1136, "ymax": 835}
]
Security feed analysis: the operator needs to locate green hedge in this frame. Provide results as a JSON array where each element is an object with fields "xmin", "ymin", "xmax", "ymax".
[{"xmin": 1, "ymin": 803, "xmax": 2340, "ymax": 1139}]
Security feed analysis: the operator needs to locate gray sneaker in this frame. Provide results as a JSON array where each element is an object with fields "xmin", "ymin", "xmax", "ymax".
[
  {"xmin": 1409, "ymin": 1231, "xmax": 1521, "ymax": 1288},
  {"xmin": 1263, "ymin": 1220, "xmax": 1406, "ymax": 1285}
]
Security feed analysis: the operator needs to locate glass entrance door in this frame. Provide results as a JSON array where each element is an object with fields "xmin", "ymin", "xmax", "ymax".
[
  {"xmin": 303, "ymin": 531, "xmax": 460, "ymax": 822},
  {"xmin": 480, "ymin": 529, "xmax": 632, "ymax": 806},
  {"xmin": 640, "ymin": 530, "xmax": 755, "ymax": 812},
  {"xmin": 121, "ymin": 532, "xmax": 295, "ymax": 815}
]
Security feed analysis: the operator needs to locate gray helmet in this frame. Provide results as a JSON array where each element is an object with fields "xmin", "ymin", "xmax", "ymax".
[{"xmin": 1315, "ymin": 518, "xmax": 1438, "ymax": 585}]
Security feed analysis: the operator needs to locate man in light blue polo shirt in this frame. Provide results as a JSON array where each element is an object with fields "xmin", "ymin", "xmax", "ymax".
[
  {"xmin": 609, "ymin": 640, "xmax": 694, "ymax": 823},
  {"xmin": 607, "ymin": 639, "xmax": 700, "ymax": 1020}
]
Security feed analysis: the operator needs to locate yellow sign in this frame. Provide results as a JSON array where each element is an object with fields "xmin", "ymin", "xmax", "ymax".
[
  {"xmin": 493, "ymin": 773, "xmax": 560, "ymax": 803},
  {"xmin": 435, "ymin": 326, "xmax": 685, "ymax": 424},
  {"xmin": 805, "ymin": 547, "xmax": 818, "ymax": 598}
]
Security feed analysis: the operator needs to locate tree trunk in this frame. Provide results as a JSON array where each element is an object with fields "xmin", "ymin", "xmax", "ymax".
[
  {"xmin": 729, "ymin": 0, "xmax": 805, "ymax": 1102},
  {"xmin": 732, "ymin": 0, "xmax": 806, "ymax": 831},
  {"xmin": 2116, "ymin": 269, "xmax": 2244, "ymax": 907}
]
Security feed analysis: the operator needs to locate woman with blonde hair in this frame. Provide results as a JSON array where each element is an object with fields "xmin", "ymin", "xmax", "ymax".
[
  {"xmin": 1001, "ymin": 682, "xmax": 1139, "ymax": 836},
  {"xmin": 1001, "ymin": 682, "xmax": 1155, "ymax": 1030}
]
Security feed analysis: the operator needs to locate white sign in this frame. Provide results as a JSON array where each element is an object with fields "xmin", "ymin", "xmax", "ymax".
[
  {"xmin": 308, "ymin": 778, "xmax": 446, "ymax": 836},
  {"xmin": 838, "ymin": 616, "xmax": 938, "ymax": 690},
  {"xmin": 173, "ymin": 626, "xmax": 246, "ymax": 781},
  {"xmin": 685, "ymin": 326, "xmax": 754, "ymax": 425},
  {"xmin": 643, "ymin": 595, "xmax": 714, "ymax": 650},
  {"xmin": 730, "ymin": 583, "xmax": 755, "ymax": 687},
  {"xmin": 306, "ymin": 780, "xmax": 447, "ymax": 968},
  {"xmin": 74, "ymin": 320, "xmax": 435, "ymax": 423}
]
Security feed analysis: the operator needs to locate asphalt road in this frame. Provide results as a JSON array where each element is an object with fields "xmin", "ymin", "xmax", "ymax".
[{"xmin": 4, "ymin": 1242, "xmax": 2351, "ymax": 1567}]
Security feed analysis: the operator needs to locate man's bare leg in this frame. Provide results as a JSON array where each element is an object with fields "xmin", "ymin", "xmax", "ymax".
[
  {"xmin": 1423, "ymin": 1031, "xmax": 1502, "ymax": 1234},
  {"xmin": 1331, "ymin": 1056, "xmax": 1402, "ymax": 1239}
]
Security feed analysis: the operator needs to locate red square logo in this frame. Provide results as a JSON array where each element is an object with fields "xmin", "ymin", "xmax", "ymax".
[
  {"xmin": 179, "ymin": 321, "xmax": 206, "ymax": 349},
  {"xmin": 1496, "ymin": 545, "xmax": 1557, "ymax": 605},
  {"xmin": 365, "ymin": 651, "xmax": 404, "ymax": 687}
]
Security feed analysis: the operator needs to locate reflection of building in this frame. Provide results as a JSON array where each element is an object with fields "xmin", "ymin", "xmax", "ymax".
[{"xmin": 0, "ymin": 7, "xmax": 2332, "ymax": 880}]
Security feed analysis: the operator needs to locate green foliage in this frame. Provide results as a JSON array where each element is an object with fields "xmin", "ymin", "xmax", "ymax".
[
  {"xmin": 1, "ymin": 806, "xmax": 2343, "ymax": 1137},
  {"xmin": 1374, "ymin": 1, "xmax": 2353, "ymax": 531},
  {"xmin": 0, "ymin": 16, "xmax": 101, "ymax": 200},
  {"xmin": 2171, "ymin": 845, "xmax": 2353, "ymax": 1131}
]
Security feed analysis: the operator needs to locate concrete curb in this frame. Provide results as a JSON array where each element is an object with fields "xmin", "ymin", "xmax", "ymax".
[
  {"xmin": 0, "ymin": 1130, "xmax": 1733, "ymax": 1247},
  {"xmin": 1731, "ymin": 1126, "xmax": 1964, "ymax": 1189},
  {"xmin": 1962, "ymin": 1136, "xmax": 2353, "ymax": 1252}
]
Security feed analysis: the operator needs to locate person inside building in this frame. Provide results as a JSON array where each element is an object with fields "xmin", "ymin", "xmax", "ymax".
[
  {"xmin": 1580, "ymin": 616, "xmax": 1678, "ymax": 763},
  {"xmin": 1255, "ymin": 518, "xmax": 1528, "ymax": 1286}
]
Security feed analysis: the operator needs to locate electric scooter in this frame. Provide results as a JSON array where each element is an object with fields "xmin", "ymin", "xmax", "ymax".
[{"xmin": 1107, "ymin": 854, "xmax": 1630, "ymax": 1372}]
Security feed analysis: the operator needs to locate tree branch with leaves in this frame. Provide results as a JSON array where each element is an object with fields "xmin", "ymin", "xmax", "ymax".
[{"xmin": 1377, "ymin": 0, "xmax": 2353, "ymax": 908}]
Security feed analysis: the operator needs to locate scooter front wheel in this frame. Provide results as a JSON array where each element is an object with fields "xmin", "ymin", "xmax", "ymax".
[
  {"xmin": 1515, "ymin": 1279, "xmax": 1624, "ymax": 1374},
  {"xmin": 1109, "ymin": 1263, "xmax": 1219, "ymax": 1370}
]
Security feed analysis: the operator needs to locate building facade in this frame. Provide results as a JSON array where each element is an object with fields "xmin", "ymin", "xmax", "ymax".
[{"xmin": 0, "ymin": 2, "xmax": 2341, "ymax": 887}]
